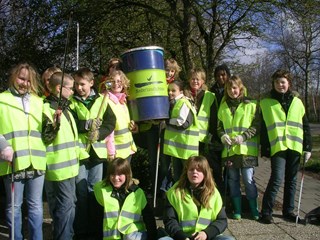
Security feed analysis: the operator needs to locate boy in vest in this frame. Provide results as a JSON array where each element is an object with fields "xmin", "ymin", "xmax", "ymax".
[
  {"xmin": 0, "ymin": 62, "xmax": 47, "ymax": 240},
  {"xmin": 42, "ymin": 72, "xmax": 79, "ymax": 240},
  {"xmin": 260, "ymin": 69, "xmax": 312, "ymax": 224},
  {"xmin": 71, "ymin": 67, "xmax": 116, "ymax": 239}
]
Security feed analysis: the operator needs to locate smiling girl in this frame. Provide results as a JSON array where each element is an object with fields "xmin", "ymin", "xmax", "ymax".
[
  {"xmin": 163, "ymin": 80, "xmax": 199, "ymax": 182},
  {"xmin": 217, "ymin": 75, "xmax": 260, "ymax": 220},
  {"xmin": 93, "ymin": 158, "xmax": 157, "ymax": 240},
  {"xmin": 105, "ymin": 70, "xmax": 137, "ymax": 161}
]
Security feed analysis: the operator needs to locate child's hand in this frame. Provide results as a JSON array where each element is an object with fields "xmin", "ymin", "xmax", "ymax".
[
  {"xmin": 107, "ymin": 154, "xmax": 115, "ymax": 162},
  {"xmin": 232, "ymin": 135, "xmax": 244, "ymax": 144},
  {"xmin": 0, "ymin": 146, "xmax": 14, "ymax": 162},
  {"xmin": 221, "ymin": 134, "xmax": 232, "ymax": 146},
  {"xmin": 53, "ymin": 109, "xmax": 62, "ymax": 129},
  {"xmin": 192, "ymin": 231, "xmax": 207, "ymax": 240},
  {"xmin": 129, "ymin": 120, "xmax": 138, "ymax": 133}
]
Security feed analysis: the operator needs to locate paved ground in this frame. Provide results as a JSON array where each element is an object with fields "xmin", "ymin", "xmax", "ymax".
[{"xmin": 0, "ymin": 124, "xmax": 319, "ymax": 239}]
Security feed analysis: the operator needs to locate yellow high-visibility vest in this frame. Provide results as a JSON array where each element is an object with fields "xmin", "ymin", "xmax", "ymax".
[
  {"xmin": 218, "ymin": 100, "xmax": 258, "ymax": 158},
  {"xmin": 260, "ymin": 97, "xmax": 305, "ymax": 156},
  {"xmin": 164, "ymin": 98, "xmax": 199, "ymax": 159},
  {"xmin": 43, "ymin": 104, "xmax": 79, "ymax": 181},
  {"xmin": 0, "ymin": 91, "xmax": 46, "ymax": 176},
  {"xmin": 167, "ymin": 182, "xmax": 223, "ymax": 235}
]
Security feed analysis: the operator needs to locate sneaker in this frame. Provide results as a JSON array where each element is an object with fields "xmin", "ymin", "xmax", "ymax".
[
  {"xmin": 260, "ymin": 214, "xmax": 273, "ymax": 224},
  {"xmin": 283, "ymin": 212, "xmax": 301, "ymax": 223}
]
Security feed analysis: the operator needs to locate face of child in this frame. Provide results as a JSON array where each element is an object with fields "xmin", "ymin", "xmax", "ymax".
[
  {"xmin": 227, "ymin": 83, "xmax": 241, "ymax": 99},
  {"xmin": 215, "ymin": 70, "xmax": 228, "ymax": 86},
  {"xmin": 74, "ymin": 77, "xmax": 93, "ymax": 99},
  {"xmin": 61, "ymin": 79, "xmax": 74, "ymax": 99},
  {"xmin": 187, "ymin": 165, "xmax": 204, "ymax": 188},
  {"xmin": 110, "ymin": 173, "xmax": 126, "ymax": 189},
  {"xmin": 274, "ymin": 77, "xmax": 289, "ymax": 94},
  {"xmin": 166, "ymin": 69, "xmax": 175, "ymax": 79},
  {"xmin": 14, "ymin": 68, "xmax": 30, "ymax": 94},
  {"xmin": 110, "ymin": 74, "xmax": 123, "ymax": 94},
  {"xmin": 189, "ymin": 74, "xmax": 204, "ymax": 91},
  {"xmin": 168, "ymin": 83, "xmax": 182, "ymax": 100},
  {"xmin": 43, "ymin": 73, "xmax": 50, "ymax": 90}
]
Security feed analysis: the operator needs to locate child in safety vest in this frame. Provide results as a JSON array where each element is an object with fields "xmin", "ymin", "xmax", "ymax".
[
  {"xmin": 162, "ymin": 155, "xmax": 234, "ymax": 240},
  {"xmin": 0, "ymin": 62, "xmax": 47, "ymax": 240},
  {"xmin": 42, "ymin": 72, "xmax": 79, "ymax": 239},
  {"xmin": 260, "ymin": 69, "xmax": 312, "ymax": 224},
  {"xmin": 102, "ymin": 70, "xmax": 137, "ymax": 162},
  {"xmin": 163, "ymin": 80, "xmax": 198, "ymax": 183},
  {"xmin": 94, "ymin": 157, "xmax": 157, "ymax": 240},
  {"xmin": 70, "ymin": 67, "xmax": 116, "ymax": 239},
  {"xmin": 217, "ymin": 75, "xmax": 260, "ymax": 220}
]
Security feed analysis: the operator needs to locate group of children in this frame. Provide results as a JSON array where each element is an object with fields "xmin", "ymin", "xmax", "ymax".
[{"xmin": 0, "ymin": 57, "xmax": 313, "ymax": 240}]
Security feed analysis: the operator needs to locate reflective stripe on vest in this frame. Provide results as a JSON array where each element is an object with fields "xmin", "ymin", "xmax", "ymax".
[
  {"xmin": 166, "ymin": 182, "xmax": 223, "ymax": 234},
  {"xmin": 197, "ymin": 91, "xmax": 215, "ymax": 143},
  {"xmin": 0, "ymin": 92, "xmax": 46, "ymax": 176},
  {"xmin": 218, "ymin": 100, "xmax": 258, "ymax": 158},
  {"xmin": 101, "ymin": 185, "xmax": 147, "ymax": 240},
  {"xmin": 260, "ymin": 97, "xmax": 305, "ymax": 156},
  {"xmin": 70, "ymin": 95, "xmax": 108, "ymax": 160},
  {"xmin": 164, "ymin": 98, "xmax": 199, "ymax": 159},
  {"xmin": 108, "ymin": 99, "xmax": 136, "ymax": 159},
  {"xmin": 43, "ymin": 104, "xmax": 79, "ymax": 181}
]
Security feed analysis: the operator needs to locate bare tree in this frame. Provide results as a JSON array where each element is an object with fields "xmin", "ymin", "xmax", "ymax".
[{"xmin": 263, "ymin": 0, "xmax": 320, "ymax": 119}]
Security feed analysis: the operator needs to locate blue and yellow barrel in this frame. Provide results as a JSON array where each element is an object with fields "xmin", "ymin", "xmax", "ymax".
[{"xmin": 121, "ymin": 46, "xmax": 169, "ymax": 122}]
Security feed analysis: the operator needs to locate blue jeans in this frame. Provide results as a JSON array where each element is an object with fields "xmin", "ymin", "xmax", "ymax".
[
  {"xmin": 74, "ymin": 160, "xmax": 103, "ymax": 236},
  {"xmin": 261, "ymin": 150, "xmax": 300, "ymax": 216},
  {"xmin": 45, "ymin": 177, "xmax": 76, "ymax": 240},
  {"xmin": 4, "ymin": 174, "xmax": 44, "ymax": 240},
  {"xmin": 228, "ymin": 167, "xmax": 258, "ymax": 199},
  {"xmin": 158, "ymin": 235, "xmax": 235, "ymax": 240}
]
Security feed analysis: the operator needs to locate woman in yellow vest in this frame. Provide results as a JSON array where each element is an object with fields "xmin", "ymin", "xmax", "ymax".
[
  {"xmin": 103, "ymin": 70, "xmax": 137, "ymax": 161},
  {"xmin": 0, "ymin": 62, "xmax": 47, "ymax": 240},
  {"xmin": 260, "ymin": 69, "xmax": 312, "ymax": 224},
  {"xmin": 163, "ymin": 80, "xmax": 199, "ymax": 182},
  {"xmin": 162, "ymin": 156, "xmax": 234, "ymax": 240},
  {"xmin": 94, "ymin": 157, "xmax": 157, "ymax": 239},
  {"xmin": 42, "ymin": 72, "xmax": 80, "ymax": 240},
  {"xmin": 218, "ymin": 76, "xmax": 259, "ymax": 220}
]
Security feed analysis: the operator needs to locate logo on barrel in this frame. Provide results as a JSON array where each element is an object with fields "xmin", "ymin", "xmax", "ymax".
[{"xmin": 134, "ymin": 74, "xmax": 163, "ymax": 88}]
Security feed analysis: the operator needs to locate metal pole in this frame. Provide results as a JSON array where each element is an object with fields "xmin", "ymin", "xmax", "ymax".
[
  {"xmin": 296, "ymin": 154, "xmax": 307, "ymax": 226},
  {"xmin": 76, "ymin": 22, "xmax": 79, "ymax": 70},
  {"xmin": 58, "ymin": 11, "xmax": 73, "ymax": 107},
  {"xmin": 11, "ymin": 161, "xmax": 14, "ymax": 240},
  {"xmin": 153, "ymin": 121, "xmax": 164, "ymax": 208}
]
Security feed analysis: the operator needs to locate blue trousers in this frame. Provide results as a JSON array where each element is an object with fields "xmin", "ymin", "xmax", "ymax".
[
  {"xmin": 4, "ymin": 174, "xmax": 44, "ymax": 240},
  {"xmin": 261, "ymin": 150, "xmax": 300, "ymax": 216},
  {"xmin": 45, "ymin": 177, "xmax": 76, "ymax": 240}
]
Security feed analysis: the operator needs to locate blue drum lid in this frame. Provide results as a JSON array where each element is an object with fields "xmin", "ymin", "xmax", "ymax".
[{"xmin": 121, "ymin": 46, "xmax": 165, "ymax": 72}]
